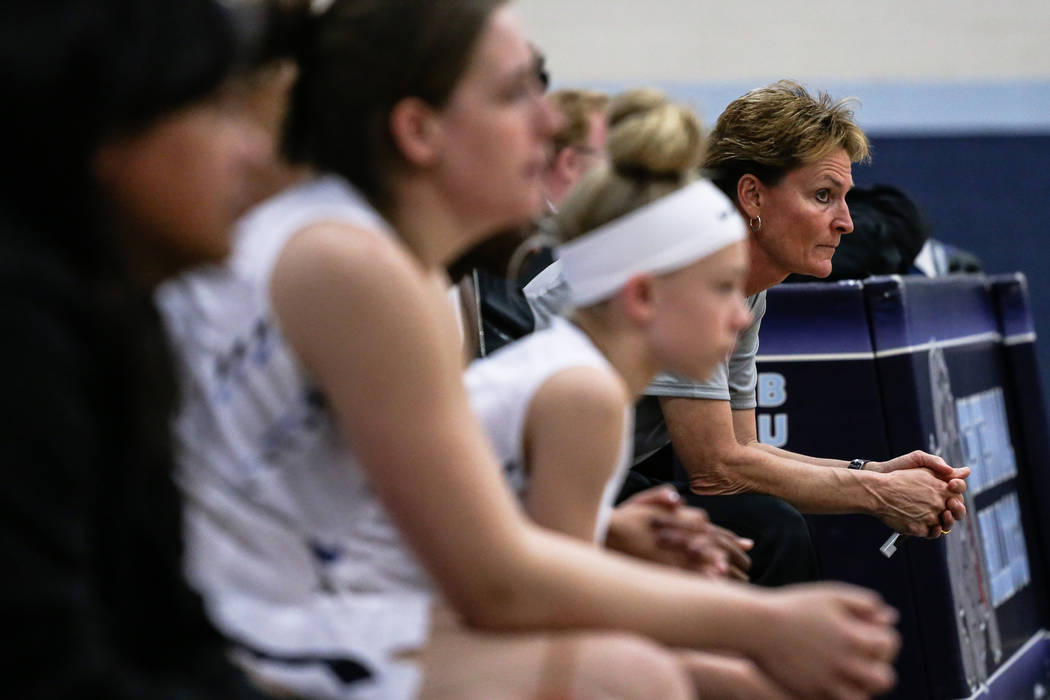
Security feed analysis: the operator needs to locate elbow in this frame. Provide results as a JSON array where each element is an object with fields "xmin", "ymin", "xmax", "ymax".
[
  {"xmin": 673, "ymin": 439, "xmax": 736, "ymax": 476},
  {"xmin": 447, "ymin": 577, "xmax": 529, "ymax": 631},
  {"xmin": 674, "ymin": 441, "xmax": 754, "ymax": 495}
]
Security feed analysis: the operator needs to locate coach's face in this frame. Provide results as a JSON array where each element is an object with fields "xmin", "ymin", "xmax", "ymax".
[{"xmin": 744, "ymin": 148, "xmax": 854, "ymax": 279}]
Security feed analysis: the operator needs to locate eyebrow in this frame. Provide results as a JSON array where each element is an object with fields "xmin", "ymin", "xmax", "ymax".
[{"xmin": 817, "ymin": 174, "xmax": 854, "ymax": 191}]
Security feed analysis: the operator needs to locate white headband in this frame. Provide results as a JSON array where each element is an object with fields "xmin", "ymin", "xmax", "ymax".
[{"xmin": 556, "ymin": 179, "xmax": 746, "ymax": 306}]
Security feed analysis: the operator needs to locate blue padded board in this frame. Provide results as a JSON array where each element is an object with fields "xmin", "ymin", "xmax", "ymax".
[{"xmin": 756, "ymin": 275, "xmax": 1049, "ymax": 699}]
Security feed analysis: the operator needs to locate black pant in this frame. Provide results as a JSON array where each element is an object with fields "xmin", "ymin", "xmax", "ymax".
[{"xmin": 619, "ymin": 445, "xmax": 820, "ymax": 587}]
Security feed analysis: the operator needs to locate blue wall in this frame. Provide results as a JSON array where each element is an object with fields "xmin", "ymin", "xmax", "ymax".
[{"xmin": 855, "ymin": 134, "xmax": 1050, "ymax": 403}]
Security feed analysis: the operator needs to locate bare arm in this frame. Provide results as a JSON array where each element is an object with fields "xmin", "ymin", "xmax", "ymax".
[
  {"xmin": 269, "ymin": 223, "xmax": 899, "ymax": 697},
  {"xmin": 734, "ymin": 410, "xmax": 849, "ymax": 467},
  {"xmin": 523, "ymin": 367, "xmax": 627, "ymax": 541},
  {"xmin": 662, "ymin": 396, "xmax": 966, "ymax": 536},
  {"xmin": 735, "ymin": 406, "xmax": 968, "ymax": 528}
]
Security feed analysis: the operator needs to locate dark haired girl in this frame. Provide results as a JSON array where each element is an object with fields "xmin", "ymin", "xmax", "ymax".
[{"xmin": 1, "ymin": 0, "xmax": 275, "ymax": 695}]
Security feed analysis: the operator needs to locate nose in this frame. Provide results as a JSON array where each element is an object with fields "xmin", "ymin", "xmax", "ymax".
[
  {"xmin": 835, "ymin": 198, "xmax": 854, "ymax": 235},
  {"xmin": 537, "ymin": 93, "xmax": 564, "ymax": 141},
  {"xmin": 734, "ymin": 296, "xmax": 753, "ymax": 332}
]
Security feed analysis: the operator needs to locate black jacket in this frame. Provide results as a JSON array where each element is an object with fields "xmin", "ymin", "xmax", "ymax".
[{"xmin": 0, "ymin": 223, "xmax": 265, "ymax": 699}]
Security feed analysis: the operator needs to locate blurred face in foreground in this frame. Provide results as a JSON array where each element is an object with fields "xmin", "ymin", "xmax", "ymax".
[
  {"xmin": 647, "ymin": 239, "xmax": 753, "ymax": 381},
  {"xmin": 429, "ymin": 6, "xmax": 560, "ymax": 239},
  {"xmin": 94, "ymin": 81, "xmax": 274, "ymax": 282}
]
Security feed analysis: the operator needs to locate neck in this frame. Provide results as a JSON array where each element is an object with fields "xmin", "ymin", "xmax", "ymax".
[
  {"xmin": 387, "ymin": 177, "xmax": 479, "ymax": 269},
  {"xmin": 744, "ymin": 234, "xmax": 788, "ymax": 296},
  {"xmin": 570, "ymin": 308, "xmax": 656, "ymax": 398},
  {"xmin": 257, "ymin": 160, "xmax": 314, "ymax": 203}
]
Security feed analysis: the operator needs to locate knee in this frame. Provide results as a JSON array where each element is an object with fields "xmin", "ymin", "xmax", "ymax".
[{"xmin": 575, "ymin": 633, "xmax": 693, "ymax": 700}]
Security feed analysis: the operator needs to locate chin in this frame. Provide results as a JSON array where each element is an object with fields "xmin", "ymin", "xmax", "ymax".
[
  {"xmin": 807, "ymin": 260, "xmax": 834, "ymax": 278},
  {"xmin": 679, "ymin": 358, "xmax": 720, "ymax": 383},
  {"xmin": 495, "ymin": 198, "xmax": 542, "ymax": 231}
]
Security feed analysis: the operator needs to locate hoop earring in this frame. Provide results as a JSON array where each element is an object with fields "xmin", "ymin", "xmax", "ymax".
[{"xmin": 749, "ymin": 215, "xmax": 762, "ymax": 232}]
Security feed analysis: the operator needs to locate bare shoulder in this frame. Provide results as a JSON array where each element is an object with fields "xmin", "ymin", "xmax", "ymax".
[
  {"xmin": 271, "ymin": 220, "xmax": 424, "ymax": 307},
  {"xmin": 536, "ymin": 365, "xmax": 626, "ymax": 414},
  {"xmin": 268, "ymin": 219, "xmax": 459, "ymax": 385},
  {"xmin": 528, "ymin": 365, "xmax": 628, "ymax": 442}
]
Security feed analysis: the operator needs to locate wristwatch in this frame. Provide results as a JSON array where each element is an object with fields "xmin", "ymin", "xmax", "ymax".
[{"xmin": 848, "ymin": 459, "xmax": 871, "ymax": 470}]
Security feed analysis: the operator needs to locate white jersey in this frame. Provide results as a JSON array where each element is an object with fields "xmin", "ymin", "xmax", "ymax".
[
  {"xmin": 465, "ymin": 317, "xmax": 633, "ymax": 543},
  {"xmin": 158, "ymin": 176, "xmax": 430, "ymax": 700}
]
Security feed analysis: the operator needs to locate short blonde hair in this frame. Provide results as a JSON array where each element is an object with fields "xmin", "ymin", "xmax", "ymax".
[
  {"xmin": 549, "ymin": 89, "xmax": 610, "ymax": 153},
  {"xmin": 555, "ymin": 88, "xmax": 704, "ymax": 243},
  {"xmin": 704, "ymin": 80, "xmax": 869, "ymax": 202}
]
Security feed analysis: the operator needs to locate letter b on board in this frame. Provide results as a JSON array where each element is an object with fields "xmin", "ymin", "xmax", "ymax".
[{"xmin": 757, "ymin": 372, "xmax": 786, "ymax": 408}]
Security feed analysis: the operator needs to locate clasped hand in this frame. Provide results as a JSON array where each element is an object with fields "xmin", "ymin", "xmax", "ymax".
[
  {"xmin": 865, "ymin": 450, "xmax": 970, "ymax": 537},
  {"xmin": 606, "ymin": 485, "xmax": 752, "ymax": 579}
]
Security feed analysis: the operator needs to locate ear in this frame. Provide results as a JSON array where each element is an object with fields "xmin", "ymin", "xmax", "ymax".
[
  {"xmin": 389, "ymin": 96, "xmax": 443, "ymax": 167},
  {"xmin": 549, "ymin": 146, "xmax": 578, "ymax": 179},
  {"xmin": 736, "ymin": 174, "xmax": 763, "ymax": 220},
  {"xmin": 616, "ymin": 274, "xmax": 657, "ymax": 325}
]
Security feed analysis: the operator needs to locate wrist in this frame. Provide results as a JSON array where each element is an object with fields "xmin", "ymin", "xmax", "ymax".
[
  {"xmin": 843, "ymin": 466, "xmax": 885, "ymax": 515},
  {"xmin": 737, "ymin": 589, "xmax": 787, "ymax": 658},
  {"xmin": 861, "ymin": 460, "xmax": 888, "ymax": 473}
]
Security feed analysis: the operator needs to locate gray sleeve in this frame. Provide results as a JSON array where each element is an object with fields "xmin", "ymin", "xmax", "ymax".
[
  {"xmin": 522, "ymin": 260, "xmax": 570, "ymax": 331},
  {"xmin": 645, "ymin": 364, "xmax": 731, "ymax": 401},
  {"xmin": 725, "ymin": 290, "xmax": 766, "ymax": 410},
  {"xmin": 642, "ymin": 291, "xmax": 766, "ymax": 410}
]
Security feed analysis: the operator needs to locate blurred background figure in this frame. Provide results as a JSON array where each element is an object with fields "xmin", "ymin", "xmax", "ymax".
[{"xmin": 542, "ymin": 88, "xmax": 611, "ymax": 207}]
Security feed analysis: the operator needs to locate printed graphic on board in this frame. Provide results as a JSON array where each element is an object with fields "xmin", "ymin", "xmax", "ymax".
[
  {"xmin": 928, "ymin": 344, "xmax": 1003, "ymax": 688},
  {"xmin": 957, "ymin": 388, "xmax": 1018, "ymax": 495}
]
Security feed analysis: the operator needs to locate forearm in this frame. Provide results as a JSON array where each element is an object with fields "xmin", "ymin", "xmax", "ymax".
[
  {"xmin": 748, "ymin": 440, "xmax": 848, "ymax": 468},
  {"xmin": 410, "ymin": 477, "xmax": 757, "ymax": 649},
  {"xmin": 682, "ymin": 441, "xmax": 883, "ymax": 515},
  {"xmin": 475, "ymin": 521, "xmax": 779, "ymax": 654}
]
